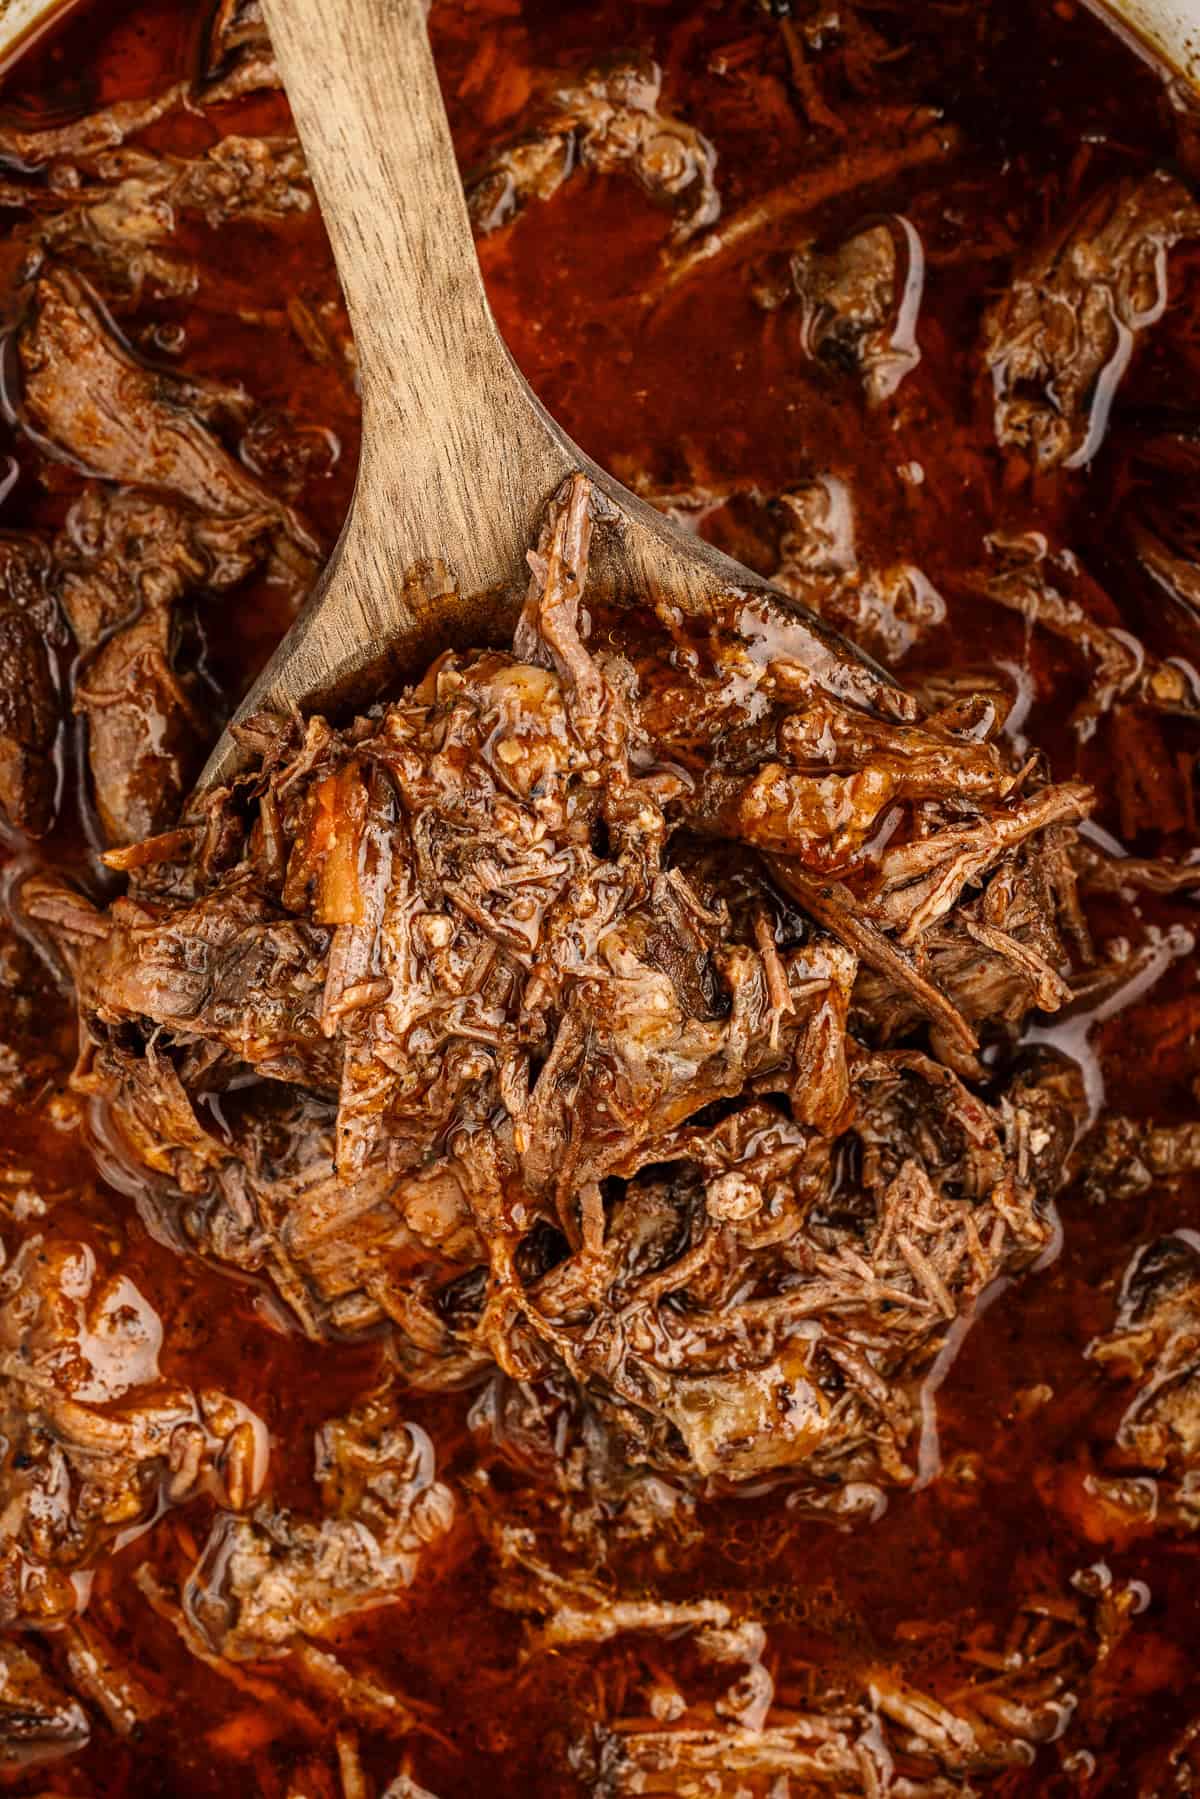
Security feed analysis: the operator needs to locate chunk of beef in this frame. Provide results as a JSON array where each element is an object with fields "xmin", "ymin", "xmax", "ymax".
[
  {"xmin": 0, "ymin": 87, "xmax": 187, "ymax": 169},
  {"xmin": 139, "ymin": 1555, "xmax": 438, "ymax": 1745},
  {"xmin": 51, "ymin": 478, "xmax": 293, "ymax": 846},
  {"xmin": 34, "ymin": 479, "xmax": 1098, "ymax": 1489},
  {"xmin": 381, "ymin": 1776, "xmax": 440, "ymax": 1799},
  {"xmin": 60, "ymin": 880, "xmax": 338, "ymax": 1084},
  {"xmin": 18, "ymin": 267, "xmax": 318, "ymax": 581},
  {"xmin": 486, "ymin": 1522, "xmax": 737, "ymax": 1655},
  {"xmin": 1137, "ymin": 1713, "xmax": 1200, "ymax": 1795},
  {"xmin": 469, "ymin": 1377, "xmax": 702, "ymax": 1567},
  {"xmin": 184, "ymin": 1373, "xmax": 454, "ymax": 1658},
  {"xmin": 1130, "ymin": 516, "xmax": 1200, "ymax": 636},
  {"xmin": 0, "ymin": 1233, "xmax": 267, "ymax": 1627},
  {"xmin": 1125, "ymin": 443, "xmax": 1200, "ymax": 633},
  {"xmin": 466, "ymin": 54, "xmax": 719, "ymax": 242},
  {"xmin": 85, "ymin": 136, "xmax": 307, "ymax": 229},
  {"xmin": 58, "ymin": 486, "xmax": 282, "ymax": 843},
  {"xmin": 984, "ymin": 172, "xmax": 1200, "ymax": 470},
  {"xmin": 1097, "ymin": 400, "xmax": 1200, "ymax": 599},
  {"xmin": 1085, "ymin": 1118, "xmax": 1200, "ymax": 1205},
  {"xmin": 0, "ymin": 601, "xmax": 58, "ymax": 836},
  {"xmin": 75, "ymin": 601, "xmax": 210, "ymax": 848},
  {"xmin": 634, "ymin": 602, "xmax": 1043, "ymax": 922},
  {"xmin": 60, "ymin": 1616, "xmax": 162, "ymax": 1741},
  {"xmin": 557, "ymin": 1049, "xmax": 1078, "ymax": 1490},
  {"xmin": 1085, "ymin": 1234, "xmax": 1200, "ymax": 1531},
  {"xmin": 8, "ymin": 1010, "xmax": 464, "ymax": 1342},
  {"xmin": 756, "ymin": 215, "xmax": 924, "ymax": 404},
  {"xmin": 58, "ymin": 485, "xmax": 277, "ymax": 674},
  {"xmin": 197, "ymin": 0, "xmax": 279, "ymax": 102},
  {"xmin": 773, "ymin": 480, "xmax": 945, "ymax": 663},
  {"xmin": 768, "ymin": 777, "xmax": 1091, "ymax": 1076},
  {"xmin": 0, "ymin": 537, "xmax": 62, "ymax": 836},
  {"xmin": 0, "ymin": 1639, "xmax": 89, "ymax": 1771}
]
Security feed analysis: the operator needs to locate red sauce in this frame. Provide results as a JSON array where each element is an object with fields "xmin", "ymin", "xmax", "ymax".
[{"xmin": 1, "ymin": 1, "xmax": 1199, "ymax": 1793}]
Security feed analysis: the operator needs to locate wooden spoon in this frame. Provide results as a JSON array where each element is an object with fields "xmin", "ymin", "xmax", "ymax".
[{"xmin": 199, "ymin": 0, "xmax": 898, "ymax": 791}]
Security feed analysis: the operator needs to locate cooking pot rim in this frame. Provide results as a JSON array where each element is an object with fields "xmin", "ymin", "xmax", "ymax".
[{"xmin": 1082, "ymin": 0, "xmax": 1200, "ymax": 91}]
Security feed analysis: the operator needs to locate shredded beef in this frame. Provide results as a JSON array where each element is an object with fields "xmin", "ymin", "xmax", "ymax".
[
  {"xmin": 1083, "ymin": 1234, "xmax": 1200, "ymax": 1533},
  {"xmin": 0, "ymin": 1639, "xmax": 90, "ymax": 1770},
  {"xmin": 0, "ymin": 1232, "xmax": 266, "ymax": 1628},
  {"xmin": 29, "ymin": 475, "xmax": 1097, "ymax": 1498},
  {"xmin": 984, "ymin": 172, "xmax": 1200, "ymax": 470},
  {"xmin": 58, "ymin": 487, "xmax": 281, "ymax": 844},
  {"xmin": 0, "ymin": 2, "xmax": 1198, "ymax": 1789},
  {"xmin": 18, "ymin": 267, "xmax": 318, "ymax": 578},
  {"xmin": 466, "ymin": 54, "xmax": 719, "ymax": 242},
  {"xmin": 10, "ymin": 269, "xmax": 322, "ymax": 845},
  {"xmin": 197, "ymin": 0, "xmax": 280, "ymax": 101},
  {"xmin": 755, "ymin": 215, "xmax": 924, "ymax": 405},
  {"xmin": 968, "ymin": 531, "xmax": 1200, "ymax": 737}
]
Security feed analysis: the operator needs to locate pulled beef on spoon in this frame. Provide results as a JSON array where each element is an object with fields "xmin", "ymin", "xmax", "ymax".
[{"xmin": 27, "ymin": 475, "xmax": 1093, "ymax": 1499}]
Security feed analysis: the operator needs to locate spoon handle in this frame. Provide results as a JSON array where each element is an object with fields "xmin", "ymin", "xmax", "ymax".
[
  {"xmin": 261, "ymin": 0, "xmax": 502, "ymax": 458},
  {"xmin": 256, "ymin": 0, "xmax": 573, "ymax": 678}
]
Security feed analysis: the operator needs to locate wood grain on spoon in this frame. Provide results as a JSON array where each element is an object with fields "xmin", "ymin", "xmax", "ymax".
[{"xmin": 198, "ymin": 0, "xmax": 899, "ymax": 793}]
